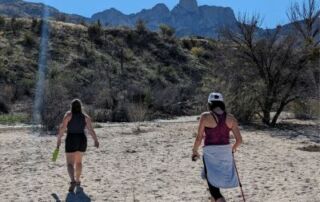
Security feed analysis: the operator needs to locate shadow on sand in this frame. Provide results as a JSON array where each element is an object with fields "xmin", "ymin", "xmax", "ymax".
[{"xmin": 52, "ymin": 187, "xmax": 91, "ymax": 202}]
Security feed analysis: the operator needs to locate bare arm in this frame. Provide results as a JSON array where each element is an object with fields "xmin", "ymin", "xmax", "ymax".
[
  {"xmin": 85, "ymin": 116, "xmax": 99, "ymax": 148},
  {"xmin": 192, "ymin": 114, "xmax": 205, "ymax": 160},
  {"xmin": 230, "ymin": 115, "xmax": 243, "ymax": 153},
  {"xmin": 56, "ymin": 112, "xmax": 71, "ymax": 148}
]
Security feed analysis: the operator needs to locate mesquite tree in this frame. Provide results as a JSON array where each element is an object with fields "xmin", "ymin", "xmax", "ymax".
[{"xmin": 222, "ymin": 0, "xmax": 319, "ymax": 126}]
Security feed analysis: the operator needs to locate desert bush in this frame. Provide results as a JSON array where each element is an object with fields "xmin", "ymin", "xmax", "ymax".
[
  {"xmin": 226, "ymin": 93, "xmax": 259, "ymax": 123},
  {"xmin": 41, "ymin": 81, "xmax": 69, "ymax": 132},
  {"xmin": 0, "ymin": 84, "xmax": 15, "ymax": 102},
  {"xmin": 181, "ymin": 39, "xmax": 194, "ymax": 50},
  {"xmin": 15, "ymin": 78, "xmax": 35, "ymax": 99},
  {"xmin": 80, "ymin": 20, "xmax": 87, "ymax": 27},
  {"xmin": 144, "ymin": 88, "xmax": 152, "ymax": 108},
  {"xmin": 88, "ymin": 21, "xmax": 103, "ymax": 46},
  {"xmin": 56, "ymin": 14, "xmax": 67, "ymax": 22},
  {"xmin": 292, "ymin": 99, "xmax": 320, "ymax": 119},
  {"xmin": 0, "ymin": 16, "xmax": 5, "ymax": 30},
  {"xmin": 127, "ymin": 102, "xmax": 148, "ymax": 133},
  {"xmin": 10, "ymin": 17, "xmax": 24, "ymax": 36},
  {"xmin": 89, "ymin": 108, "xmax": 112, "ymax": 122},
  {"xmin": 152, "ymin": 85, "xmax": 182, "ymax": 115},
  {"xmin": 0, "ymin": 97, "xmax": 10, "ymax": 113},
  {"xmin": 31, "ymin": 17, "xmax": 38, "ymax": 31},
  {"xmin": 126, "ymin": 30, "xmax": 139, "ymax": 46},
  {"xmin": 135, "ymin": 19, "xmax": 148, "ymax": 34},
  {"xmin": 159, "ymin": 24, "xmax": 175, "ymax": 39},
  {"xmin": 160, "ymin": 66, "xmax": 179, "ymax": 83},
  {"xmin": 95, "ymin": 88, "xmax": 114, "ymax": 109},
  {"xmin": 22, "ymin": 32, "xmax": 36, "ymax": 47},
  {"xmin": 191, "ymin": 47, "xmax": 205, "ymax": 57},
  {"xmin": 127, "ymin": 102, "xmax": 148, "ymax": 123},
  {"xmin": 112, "ymin": 105, "xmax": 128, "ymax": 122}
]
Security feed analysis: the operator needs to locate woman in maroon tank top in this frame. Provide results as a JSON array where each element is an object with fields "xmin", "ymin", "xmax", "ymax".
[{"xmin": 192, "ymin": 92, "xmax": 243, "ymax": 202}]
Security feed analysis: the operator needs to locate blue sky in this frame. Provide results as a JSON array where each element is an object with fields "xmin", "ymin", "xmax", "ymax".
[{"xmin": 25, "ymin": 0, "xmax": 303, "ymax": 28}]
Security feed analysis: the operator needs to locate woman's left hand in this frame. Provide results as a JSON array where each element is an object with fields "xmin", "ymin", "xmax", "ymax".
[
  {"xmin": 232, "ymin": 144, "xmax": 239, "ymax": 153},
  {"xmin": 57, "ymin": 138, "xmax": 62, "ymax": 149}
]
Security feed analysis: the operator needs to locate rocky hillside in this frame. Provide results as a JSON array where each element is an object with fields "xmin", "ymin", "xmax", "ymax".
[{"xmin": 0, "ymin": 16, "xmax": 227, "ymax": 126}]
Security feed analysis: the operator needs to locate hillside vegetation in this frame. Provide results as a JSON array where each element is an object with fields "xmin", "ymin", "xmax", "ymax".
[
  {"xmin": 0, "ymin": 17, "xmax": 222, "ymax": 127},
  {"xmin": 0, "ymin": 2, "xmax": 319, "ymax": 130}
]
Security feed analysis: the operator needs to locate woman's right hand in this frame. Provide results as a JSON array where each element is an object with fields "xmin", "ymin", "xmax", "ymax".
[
  {"xmin": 57, "ymin": 137, "xmax": 61, "ymax": 149},
  {"xmin": 192, "ymin": 150, "xmax": 200, "ymax": 161},
  {"xmin": 94, "ymin": 140, "xmax": 100, "ymax": 148}
]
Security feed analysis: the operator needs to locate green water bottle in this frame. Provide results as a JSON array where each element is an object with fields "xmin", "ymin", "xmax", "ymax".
[{"xmin": 52, "ymin": 148, "xmax": 59, "ymax": 162}]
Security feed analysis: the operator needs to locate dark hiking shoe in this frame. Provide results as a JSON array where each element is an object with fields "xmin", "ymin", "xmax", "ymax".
[{"xmin": 68, "ymin": 181, "xmax": 76, "ymax": 192}]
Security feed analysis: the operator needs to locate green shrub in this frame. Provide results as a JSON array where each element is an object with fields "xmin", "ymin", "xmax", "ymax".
[{"xmin": 0, "ymin": 114, "xmax": 28, "ymax": 124}]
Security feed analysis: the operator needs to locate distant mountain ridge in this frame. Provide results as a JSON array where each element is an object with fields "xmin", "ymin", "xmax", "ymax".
[
  {"xmin": 0, "ymin": 0, "xmax": 237, "ymax": 37},
  {"xmin": 0, "ymin": 0, "xmax": 313, "ymax": 38},
  {"xmin": 91, "ymin": 0, "xmax": 237, "ymax": 37},
  {"xmin": 0, "ymin": 0, "xmax": 87, "ymax": 23}
]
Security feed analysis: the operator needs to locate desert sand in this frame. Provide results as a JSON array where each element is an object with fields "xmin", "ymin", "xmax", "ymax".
[{"xmin": 0, "ymin": 117, "xmax": 319, "ymax": 202}]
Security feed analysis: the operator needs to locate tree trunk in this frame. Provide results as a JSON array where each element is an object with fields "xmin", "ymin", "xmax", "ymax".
[
  {"xmin": 270, "ymin": 102, "xmax": 286, "ymax": 126},
  {"xmin": 271, "ymin": 97, "xmax": 297, "ymax": 126},
  {"xmin": 262, "ymin": 109, "xmax": 271, "ymax": 125},
  {"xmin": 262, "ymin": 93, "xmax": 273, "ymax": 125}
]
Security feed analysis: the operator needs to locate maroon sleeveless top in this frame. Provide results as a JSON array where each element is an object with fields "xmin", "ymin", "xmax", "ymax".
[{"xmin": 204, "ymin": 112, "xmax": 231, "ymax": 146}]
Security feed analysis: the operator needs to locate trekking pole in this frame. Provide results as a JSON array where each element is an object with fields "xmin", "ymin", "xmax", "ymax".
[{"xmin": 232, "ymin": 152, "xmax": 246, "ymax": 202}]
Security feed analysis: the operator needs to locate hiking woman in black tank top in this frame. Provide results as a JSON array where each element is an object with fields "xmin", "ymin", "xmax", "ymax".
[{"xmin": 56, "ymin": 99, "xmax": 100, "ymax": 192}]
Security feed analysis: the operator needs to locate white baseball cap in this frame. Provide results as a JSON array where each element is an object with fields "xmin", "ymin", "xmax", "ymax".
[{"xmin": 208, "ymin": 92, "xmax": 224, "ymax": 103}]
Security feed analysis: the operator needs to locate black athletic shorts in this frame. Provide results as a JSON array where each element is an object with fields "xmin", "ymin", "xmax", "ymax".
[{"xmin": 65, "ymin": 133, "xmax": 87, "ymax": 153}]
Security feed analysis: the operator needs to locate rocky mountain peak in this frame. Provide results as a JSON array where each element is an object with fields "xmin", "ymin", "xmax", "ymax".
[
  {"xmin": 177, "ymin": 0, "xmax": 198, "ymax": 12},
  {"xmin": 152, "ymin": 3, "xmax": 170, "ymax": 13}
]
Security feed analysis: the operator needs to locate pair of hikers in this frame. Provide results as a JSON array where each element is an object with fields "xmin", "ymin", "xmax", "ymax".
[{"xmin": 56, "ymin": 92, "xmax": 243, "ymax": 201}]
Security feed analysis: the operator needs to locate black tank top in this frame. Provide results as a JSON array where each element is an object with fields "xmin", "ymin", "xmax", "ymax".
[{"xmin": 67, "ymin": 113, "xmax": 86, "ymax": 134}]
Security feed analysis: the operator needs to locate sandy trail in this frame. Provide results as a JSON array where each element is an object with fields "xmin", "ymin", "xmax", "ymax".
[{"xmin": 0, "ymin": 119, "xmax": 319, "ymax": 202}]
